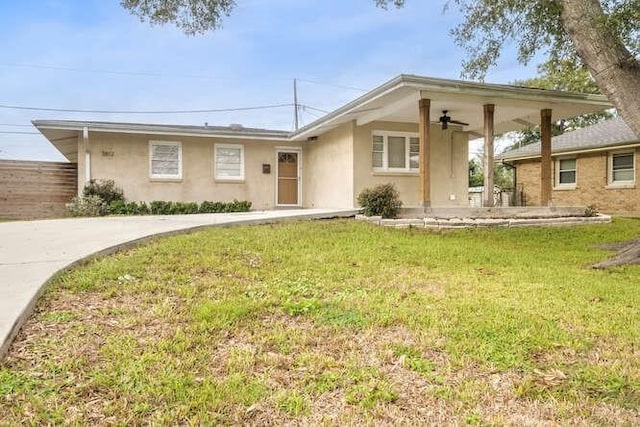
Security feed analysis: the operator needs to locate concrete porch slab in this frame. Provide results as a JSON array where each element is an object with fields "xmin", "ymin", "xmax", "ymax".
[{"xmin": 400, "ymin": 206, "xmax": 591, "ymax": 219}]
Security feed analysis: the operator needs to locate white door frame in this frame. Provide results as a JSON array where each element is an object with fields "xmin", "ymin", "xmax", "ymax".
[{"xmin": 275, "ymin": 147, "xmax": 302, "ymax": 207}]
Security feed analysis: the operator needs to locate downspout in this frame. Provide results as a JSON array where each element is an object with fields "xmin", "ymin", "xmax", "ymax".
[{"xmin": 83, "ymin": 126, "xmax": 91, "ymax": 185}]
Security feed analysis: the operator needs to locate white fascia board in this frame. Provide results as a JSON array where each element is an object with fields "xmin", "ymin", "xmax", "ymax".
[
  {"xmin": 33, "ymin": 123, "xmax": 290, "ymax": 142},
  {"xmin": 410, "ymin": 75, "xmax": 611, "ymax": 106}
]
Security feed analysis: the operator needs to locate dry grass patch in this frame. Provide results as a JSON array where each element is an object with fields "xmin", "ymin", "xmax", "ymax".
[{"xmin": 1, "ymin": 219, "xmax": 640, "ymax": 424}]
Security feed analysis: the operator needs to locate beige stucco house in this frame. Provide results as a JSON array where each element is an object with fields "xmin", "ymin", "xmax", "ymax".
[
  {"xmin": 498, "ymin": 118, "xmax": 640, "ymax": 214},
  {"xmin": 33, "ymin": 75, "xmax": 612, "ymax": 211}
]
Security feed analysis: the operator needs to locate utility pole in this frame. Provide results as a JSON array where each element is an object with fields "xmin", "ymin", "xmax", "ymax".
[{"xmin": 293, "ymin": 78, "xmax": 299, "ymax": 131}]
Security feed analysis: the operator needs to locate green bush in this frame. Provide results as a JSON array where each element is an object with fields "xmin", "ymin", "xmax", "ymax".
[
  {"xmin": 109, "ymin": 200, "xmax": 150, "ymax": 215},
  {"xmin": 170, "ymin": 202, "xmax": 199, "ymax": 215},
  {"xmin": 357, "ymin": 183, "xmax": 402, "ymax": 218},
  {"xmin": 66, "ymin": 195, "xmax": 108, "ymax": 217},
  {"xmin": 82, "ymin": 179, "xmax": 124, "ymax": 205},
  {"xmin": 232, "ymin": 199, "xmax": 252, "ymax": 212},
  {"xmin": 71, "ymin": 197, "xmax": 251, "ymax": 217},
  {"xmin": 199, "ymin": 201, "xmax": 224, "ymax": 213},
  {"xmin": 150, "ymin": 201, "xmax": 172, "ymax": 215}
]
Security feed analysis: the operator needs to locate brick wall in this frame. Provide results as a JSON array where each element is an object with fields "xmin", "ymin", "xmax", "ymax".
[
  {"xmin": 514, "ymin": 147, "xmax": 640, "ymax": 214},
  {"xmin": 0, "ymin": 160, "xmax": 78, "ymax": 219}
]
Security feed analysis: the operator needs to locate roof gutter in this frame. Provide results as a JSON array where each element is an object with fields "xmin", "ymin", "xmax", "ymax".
[
  {"xmin": 498, "ymin": 141, "xmax": 640, "ymax": 162},
  {"xmin": 32, "ymin": 121, "xmax": 291, "ymax": 141}
]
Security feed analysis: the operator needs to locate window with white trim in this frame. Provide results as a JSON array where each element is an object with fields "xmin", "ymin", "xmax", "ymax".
[
  {"xmin": 609, "ymin": 152, "xmax": 635, "ymax": 184},
  {"xmin": 372, "ymin": 132, "xmax": 419, "ymax": 172},
  {"xmin": 556, "ymin": 157, "xmax": 577, "ymax": 187},
  {"xmin": 215, "ymin": 143, "xmax": 244, "ymax": 180},
  {"xmin": 149, "ymin": 141, "xmax": 182, "ymax": 179}
]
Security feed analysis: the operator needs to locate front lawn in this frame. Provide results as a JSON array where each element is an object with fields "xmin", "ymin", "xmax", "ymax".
[{"xmin": 1, "ymin": 219, "xmax": 639, "ymax": 424}]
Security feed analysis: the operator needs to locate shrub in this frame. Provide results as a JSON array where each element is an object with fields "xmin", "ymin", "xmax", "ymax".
[
  {"xmin": 199, "ymin": 201, "xmax": 225, "ymax": 213},
  {"xmin": 150, "ymin": 201, "xmax": 172, "ymax": 215},
  {"xmin": 83, "ymin": 179, "xmax": 125, "ymax": 205},
  {"xmin": 170, "ymin": 202, "xmax": 199, "ymax": 215},
  {"xmin": 71, "ymin": 197, "xmax": 251, "ymax": 217},
  {"xmin": 109, "ymin": 200, "xmax": 150, "ymax": 215},
  {"xmin": 357, "ymin": 183, "xmax": 402, "ymax": 218},
  {"xmin": 232, "ymin": 199, "xmax": 252, "ymax": 212},
  {"xmin": 66, "ymin": 195, "xmax": 107, "ymax": 217}
]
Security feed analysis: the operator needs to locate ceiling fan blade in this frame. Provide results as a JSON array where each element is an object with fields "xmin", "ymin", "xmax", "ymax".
[{"xmin": 450, "ymin": 120, "xmax": 469, "ymax": 126}]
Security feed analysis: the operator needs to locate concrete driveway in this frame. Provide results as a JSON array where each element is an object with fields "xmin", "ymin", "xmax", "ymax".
[{"xmin": 0, "ymin": 209, "xmax": 357, "ymax": 359}]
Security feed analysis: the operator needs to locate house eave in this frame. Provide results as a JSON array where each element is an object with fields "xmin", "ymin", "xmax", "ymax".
[
  {"xmin": 32, "ymin": 120, "xmax": 292, "ymax": 141},
  {"xmin": 498, "ymin": 141, "xmax": 640, "ymax": 162},
  {"xmin": 289, "ymin": 74, "xmax": 612, "ymax": 140}
]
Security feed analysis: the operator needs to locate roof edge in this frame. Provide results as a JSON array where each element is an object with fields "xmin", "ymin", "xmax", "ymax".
[
  {"xmin": 31, "ymin": 120, "xmax": 292, "ymax": 141},
  {"xmin": 498, "ymin": 141, "xmax": 640, "ymax": 161}
]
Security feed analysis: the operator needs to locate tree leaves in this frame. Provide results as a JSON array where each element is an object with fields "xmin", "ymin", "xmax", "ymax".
[
  {"xmin": 449, "ymin": 0, "xmax": 639, "ymax": 80},
  {"xmin": 120, "ymin": 0, "xmax": 236, "ymax": 35}
]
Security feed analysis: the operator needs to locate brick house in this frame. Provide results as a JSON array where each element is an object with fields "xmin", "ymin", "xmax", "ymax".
[{"xmin": 498, "ymin": 118, "xmax": 640, "ymax": 214}]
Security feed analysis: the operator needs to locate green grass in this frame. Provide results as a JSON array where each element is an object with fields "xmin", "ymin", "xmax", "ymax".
[{"xmin": 1, "ymin": 218, "xmax": 639, "ymax": 424}]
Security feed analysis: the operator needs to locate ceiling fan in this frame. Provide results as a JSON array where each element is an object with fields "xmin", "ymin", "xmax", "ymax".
[{"xmin": 438, "ymin": 110, "xmax": 469, "ymax": 130}]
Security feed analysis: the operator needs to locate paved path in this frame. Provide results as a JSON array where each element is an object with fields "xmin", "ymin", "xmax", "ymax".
[{"xmin": 0, "ymin": 209, "xmax": 357, "ymax": 359}]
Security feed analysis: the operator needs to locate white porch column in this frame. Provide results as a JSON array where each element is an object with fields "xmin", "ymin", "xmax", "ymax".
[{"xmin": 483, "ymin": 104, "xmax": 495, "ymax": 207}]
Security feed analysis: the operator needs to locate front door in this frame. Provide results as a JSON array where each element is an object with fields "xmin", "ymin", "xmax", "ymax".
[{"xmin": 277, "ymin": 151, "xmax": 299, "ymax": 205}]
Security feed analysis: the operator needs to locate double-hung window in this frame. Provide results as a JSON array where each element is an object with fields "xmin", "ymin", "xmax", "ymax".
[
  {"xmin": 556, "ymin": 157, "xmax": 577, "ymax": 188},
  {"xmin": 215, "ymin": 143, "xmax": 245, "ymax": 180},
  {"xmin": 149, "ymin": 141, "xmax": 182, "ymax": 179},
  {"xmin": 609, "ymin": 152, "xmax": 635, "ymax": 185},
  {"xmin": 372, "ymin": 132, "xmax": 419, "ymax": 172}
]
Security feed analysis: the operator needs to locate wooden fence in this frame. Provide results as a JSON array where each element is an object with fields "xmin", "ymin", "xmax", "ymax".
[{"xmin": 0, "ymin": 160, "xmax": 77, "ymax": 219}]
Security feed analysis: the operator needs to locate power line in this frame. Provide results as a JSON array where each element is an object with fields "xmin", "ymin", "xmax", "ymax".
[
  {"xmin": 1, "ymin": 63, "xmax": 369, "ymax": 92},
  {"xmin": 301, "ymin": 108, "xmax": 324, "ymax": 120},
  {"xmin": 0, "ymin": 103, "xmax": 294, "ymax": 115},
  {"xmin": 0, "ymin": 63, "xmax": 231, "ymax": 80},
  {"xmin": 0, "ymin": 131, "xmax": 40, "ymax": 135},
  {"xmin": 297, "ymin": 78, "xmax": 367, "ymax": 92},
  {"xmin": 300, "ymin": 104, "xmax": 329, "ymax": 114}
]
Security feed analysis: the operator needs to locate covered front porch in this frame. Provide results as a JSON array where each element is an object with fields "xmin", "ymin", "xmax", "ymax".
[{"xmin": 294, "ymin": 75, "xmax": 612, "ymax": 213}]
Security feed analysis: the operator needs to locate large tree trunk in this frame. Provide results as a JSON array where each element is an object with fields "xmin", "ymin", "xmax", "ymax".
[{"xmin": 559, "ymin": 0, "xmax": 640, "ymax": 137}]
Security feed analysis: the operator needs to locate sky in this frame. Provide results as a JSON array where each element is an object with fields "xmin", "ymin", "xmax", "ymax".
[{"xmin": 0, "ymin": 0, "xmax": 543, "ymax": 161}]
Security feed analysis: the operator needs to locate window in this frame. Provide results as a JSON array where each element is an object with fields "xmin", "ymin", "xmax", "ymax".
[
  {"xmin": 556, "ymin": 158, "xmax": 576, "ymax": 187},
  {"xmin": 372, "ymin": 132, "xmax": 420, "ymax": 172},
  {"xmin": 610, "ymin": 152, "xmax": 635, "ymax": 184},
  {"xmin": 149, "ymin": 141, "xmax": 182, "ymax": 179},
  {"xmin": 215, "ymin": 143, "xmax": 244, "ymax": 180}
]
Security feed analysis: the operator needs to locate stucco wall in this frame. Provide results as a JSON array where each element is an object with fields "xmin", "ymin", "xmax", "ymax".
[
  {"xmin": 353, "ymin": 121, "xmax": 469, "ymax": 208},
  {"xmin": 82, "ymin": 132, "xmax": 296, "ymax": 210},
  {"xmin": 515, "ymin": 148, "xmax": 640, "ymax": 214},
  {"xmin": 303, "ymin": 122, "xmax": 354, "ymax": 208}
]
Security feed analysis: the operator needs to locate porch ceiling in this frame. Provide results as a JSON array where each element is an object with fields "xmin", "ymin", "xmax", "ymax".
[{"xmin": 291, "ymin": 75, "xmax": 612, "ymax": 140}]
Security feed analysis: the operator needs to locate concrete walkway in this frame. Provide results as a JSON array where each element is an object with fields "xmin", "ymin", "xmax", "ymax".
[{"xmin": 0, "ymin": 209, "xmax": 357, "ymax": 359}]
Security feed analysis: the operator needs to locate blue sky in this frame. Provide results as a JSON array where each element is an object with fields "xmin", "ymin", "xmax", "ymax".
[{"xmin": 0, "ymin": 0, "xmax": 542, "ymax": 161}]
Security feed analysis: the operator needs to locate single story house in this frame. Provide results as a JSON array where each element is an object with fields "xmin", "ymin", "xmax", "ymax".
[
  {"xmin": 33, "ymin": 75, "xmax": 612, "ymax": 212},
  {"xmin": 498, "ymin": 118, "xmax": 640, "ymax": 214}
]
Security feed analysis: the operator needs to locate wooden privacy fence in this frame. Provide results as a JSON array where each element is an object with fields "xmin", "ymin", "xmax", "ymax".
[{"xmin": 0, "ymin": 160, "xmax": 77, "ymax": 219}]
